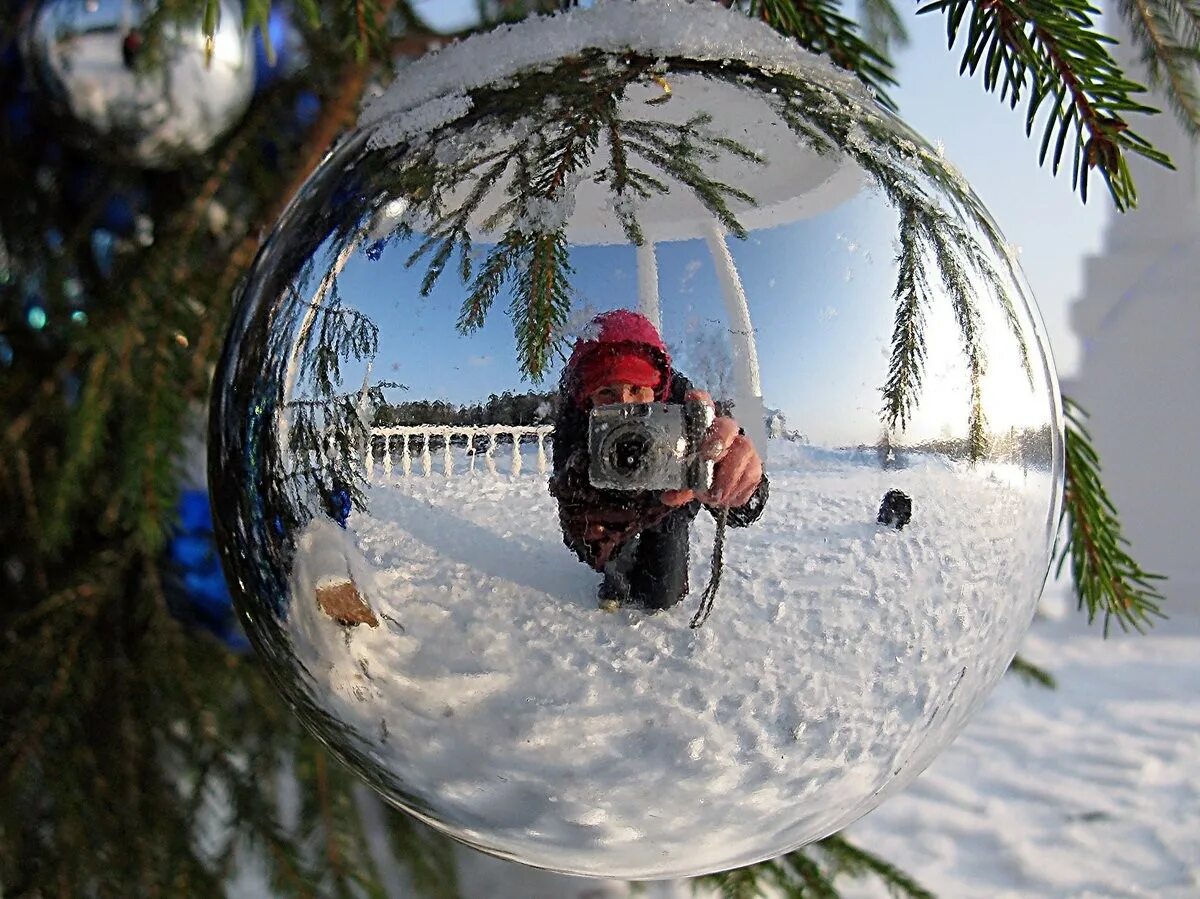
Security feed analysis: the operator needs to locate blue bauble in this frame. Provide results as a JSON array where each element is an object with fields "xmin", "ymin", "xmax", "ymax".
[
  {"xmin": 253, "ymin": 5, "xmax": 307, "ymax": 92},
  {"xmin": 167, "ymin": 489, "xmax": 249, "ymax": 652}
]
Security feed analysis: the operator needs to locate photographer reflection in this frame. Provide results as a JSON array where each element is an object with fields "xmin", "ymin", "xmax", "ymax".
[{"xmin": 550, "ymin": 311, "xmax": 768, "ymax": 613}]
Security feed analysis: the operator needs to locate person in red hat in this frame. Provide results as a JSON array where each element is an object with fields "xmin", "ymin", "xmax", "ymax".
[{"xmin": 549, "ymin": 310, "xmax": 768, "ymax": 613}]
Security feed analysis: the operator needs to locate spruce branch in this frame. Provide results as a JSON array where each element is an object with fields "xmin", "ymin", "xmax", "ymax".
[
  {"xmin": 859, "ymin": 0, "xmax": 912, "ymax": 56},
  {"xmin": 511, "ymin": 229, "xmax": 575, "ymax": 380},
  {"xmin": 1115, "ymin": 0, "xmax": 1200, "ymax": 133},
  {"xmin": 1007, "ymin": 653, "xmax": 1057, "ymax": 688},
  {"xmin": 389, "ymin": 54, "xmax": 765, "ymax": 376},
  {"xmin": 745, "ymin": 0, "xmax": 900, "ymax": 110},
  {"xmin": 919, "ymin": 0, "xmax": 1173, "ymax": 210},
  {"xmin": 881, "ymin": 202, "xmax": 931, "ymax": 433},
  {"xmin": 1058, "ymin": 396, "xmax": 1166, "ymax": 634},
  {"xmin": 696, "ymin": 831, "xmax": 933, "ymax": 899},
  {"xmin": 812, "ymin": 834, "xmax": 936, "ymax": 899},
  {"xmin": 928, "ymin": 222, "xmax": 989, "ymax": 460}
]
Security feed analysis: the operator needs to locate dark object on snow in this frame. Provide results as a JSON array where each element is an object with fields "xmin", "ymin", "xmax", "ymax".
[
  {"xmin": 121, "ymin": 30, "xmax": 144, "ymax": 69},
  {"xmin": 877, "ymin": 489, "xmax": 913, "ymax": 530},
  {"xmin": 324, "ymin": 480, "xmax": 352, "ymax": 528}
]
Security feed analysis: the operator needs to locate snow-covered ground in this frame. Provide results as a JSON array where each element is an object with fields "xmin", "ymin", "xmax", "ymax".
[
  {"xmin": 278, "ymin": 442, "xmax": 1057, "ymax": 880},
  {"xmin": 447, "ymin": 582, "xmax": 1200, "ymax": 898},
  {"xmin": 242, "ymin": 438, "xmax": 1200, "ymax": 897},
  {"xmin": 838, "ymin": 585, "xmax": 1200, "ymax": 899}
]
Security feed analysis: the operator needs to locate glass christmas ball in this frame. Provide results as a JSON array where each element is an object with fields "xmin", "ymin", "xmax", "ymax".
[
  {"xmin": 210, "ymin": 2, "xmax": 1063, "ymax": 880},
  {"xmin": 23, "ymin": 0, "xmax": 254, "ymax": 168}
]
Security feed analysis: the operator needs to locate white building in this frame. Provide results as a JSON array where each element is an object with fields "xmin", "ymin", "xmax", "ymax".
[{"xmin": 1066, "ymin": 18, "xmax": 1200, "ymax": 604}]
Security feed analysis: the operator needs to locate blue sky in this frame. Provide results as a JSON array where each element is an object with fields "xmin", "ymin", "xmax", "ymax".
[
  {"xmin": 318, "ymin": 1, "xmax": 1117, "ymax": 445},
  {"xmin": 407, "ymin": 0, "xmax": 1112, "ymax": 375}
]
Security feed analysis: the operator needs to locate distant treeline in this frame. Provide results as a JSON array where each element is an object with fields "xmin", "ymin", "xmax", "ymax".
[
  {"xmin": 861, "ymin": 424, "xmax": 1057, "ymax": 467},
  {"xmin": 371, "ymin": 390, "xmax": 560, "ymax": 428}
]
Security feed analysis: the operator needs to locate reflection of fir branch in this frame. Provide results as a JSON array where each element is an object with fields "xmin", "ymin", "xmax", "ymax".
[
  {"xmin": 385, "ymin": 53, "xmax": 764, "ymax": 377},
  {"xmin": 691, "ymin": 60, "xmax": 1034, "ymax": 447},
  {"xmin": 407, "ymin": 149, "xmax": 515, "ymax": 294},
  {"xmin": 275, "ymin": 284, "xmax": 382, "ymax": 523},
  {"xmin": 928, "ymin": 222, "xmax": 989, "ymax": 461},
  {"xmin": 619, "ymin": 113, "xmax": 763, "ymax": 238},
  {"xmin": 512, "ymin": 231, "xmax": 573, "ymax": 380},
  {"xmin": 881, "ymin": 203, "xmax": 930, "ymax": 433},
  {"xmin": 1058, "ymin": 398, "xmax": 1165, "ymax": 634}
]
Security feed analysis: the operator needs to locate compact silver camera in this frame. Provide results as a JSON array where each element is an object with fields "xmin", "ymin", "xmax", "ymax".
[{"xmin": 588, "ymin": 399, "xmax": 715, "ymax": 492}]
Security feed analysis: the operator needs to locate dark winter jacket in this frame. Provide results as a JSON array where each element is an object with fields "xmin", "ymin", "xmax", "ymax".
[{"xmin": 549, "ymin": 368, "xmax": 769, "ymax": 570}]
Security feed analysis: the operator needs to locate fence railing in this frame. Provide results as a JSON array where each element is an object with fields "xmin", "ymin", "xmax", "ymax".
[{"xmin": 367, "ymin": 425, "xmax": 555, "ymax": 479}]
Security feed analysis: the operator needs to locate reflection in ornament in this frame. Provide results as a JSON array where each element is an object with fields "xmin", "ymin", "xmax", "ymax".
[
  {"xmin": 23, "ymin": 0, "xmax": 254, "ymax": 167},
  {"xmin": 210, "ymin": 1, "xmax": 1063, "ymax": 881}
]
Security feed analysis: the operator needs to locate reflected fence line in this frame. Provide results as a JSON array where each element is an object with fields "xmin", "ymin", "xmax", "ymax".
[{"xmin": 366, "ymin": 425, "xmax": 556, "ymax": 479}]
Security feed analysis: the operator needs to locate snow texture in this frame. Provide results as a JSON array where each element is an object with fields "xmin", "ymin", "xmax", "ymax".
[
  {"xmin": 839, "ymin": 593, "xmax": 1200, "ymax": 899},
  {"xmin": 279, "ymin": 442, "xmax": 1054, "ymax": 879},
  {"xmin": 358, "ymin": 0, "xmax": 868, "ymax": 137}
]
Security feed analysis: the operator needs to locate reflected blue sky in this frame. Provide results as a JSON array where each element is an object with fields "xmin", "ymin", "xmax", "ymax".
[
  {"xmin": 410, "ymin": 0, "xmax": 1109, "ymax": 377},
  {"xmin": 318, "ymin": 2, "xmax": 1104, "ymax": 445}
]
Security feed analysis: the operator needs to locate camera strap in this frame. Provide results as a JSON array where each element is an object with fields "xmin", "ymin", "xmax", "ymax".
[{"xmin": 689, "ymin": 508, "xmax": 728, "ymax": 629}]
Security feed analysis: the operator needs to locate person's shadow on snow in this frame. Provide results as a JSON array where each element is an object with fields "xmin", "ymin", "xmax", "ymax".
[{"xmin": 380, "ymin": 490, "xmax": 600, "ymax": 610}]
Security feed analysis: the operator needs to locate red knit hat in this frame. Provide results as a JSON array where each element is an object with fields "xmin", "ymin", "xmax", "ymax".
[
  {"xmin": 572, "ymin": 348, "xmax": 663, "ymax": 403},
  {"xmin": 565, "ymin": 310, "xmax": 672, "ymax": 405}
]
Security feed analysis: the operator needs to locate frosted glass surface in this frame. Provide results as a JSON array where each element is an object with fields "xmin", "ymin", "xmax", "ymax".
[{"xmin": 210, "ymin": 8, "xmax": 1062, "ymax": 879}]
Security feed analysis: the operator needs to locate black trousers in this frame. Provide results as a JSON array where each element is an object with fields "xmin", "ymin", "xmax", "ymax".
[{"xmin": 602, "ymin": 511, "xmax": 691, "ymax": 610}]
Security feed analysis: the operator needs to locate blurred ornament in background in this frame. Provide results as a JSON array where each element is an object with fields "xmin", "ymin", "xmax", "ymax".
[
  {"xmin": 90, "ymin": 228, "xmax": 116, "ymax": 276},
  {"xmin": 23, "ymin": 290, "xmax": 47, "ymax": 331},
  {"xmin": 252, "ymin": 3, "xmax": 307, "ymax": 92},
  {"xmin": 0, "ymin": 334, "xmax": 13, "ymax": 367},
  {"xmin": 167, "ymin": 488, "xmax": 250, "ymax": 653},
  {"xmin": 292, "ymin": 89, "xmax": 320, "ymax": 128},
  {"xmin": 21, "ymin": 0, "xmax": 255, "ymax": 168},
  {"xmin": 210, "ymin": 1, "xmax": 1063, "ymax": 881}
]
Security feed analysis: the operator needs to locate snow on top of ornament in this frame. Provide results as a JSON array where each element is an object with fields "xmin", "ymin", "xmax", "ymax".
[{"xmin": 359, "ymin": 0, "xmax": 869, "ymax": 134}]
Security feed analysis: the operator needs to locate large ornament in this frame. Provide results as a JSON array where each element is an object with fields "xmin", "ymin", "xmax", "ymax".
[
  {"xmin": 23, "ymin": 0, "xmax": 254, "ymax": 167},
  {"xmin": 210, "ymin": 1, "xmax": 1063, "ymax": 880}
]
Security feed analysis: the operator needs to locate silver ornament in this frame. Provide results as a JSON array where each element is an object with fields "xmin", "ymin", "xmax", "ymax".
[
  {"xmin": 23, "ymin": 0, "xmax": 254, "ymax": 167},
  {"xmin": 210, "ymin": 1, "xmax": 1063, "ymax": 880}
]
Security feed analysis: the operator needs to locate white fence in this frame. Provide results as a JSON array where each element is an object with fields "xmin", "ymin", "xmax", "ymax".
[{"xmin": 367, "ymin": 425, "xmax": 555, "ymax": 479}]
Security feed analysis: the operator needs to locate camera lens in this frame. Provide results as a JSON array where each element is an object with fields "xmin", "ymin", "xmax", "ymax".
[{"xmin": 609, "ymin": 432, "xmax": 651, "ymax": 475}]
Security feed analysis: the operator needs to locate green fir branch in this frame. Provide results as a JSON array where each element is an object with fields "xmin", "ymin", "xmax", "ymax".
[
  {"xmin": 1007, "ymin": 653, "xmax": 1057, "ymax": 688},
  {"xmin": 1114, "ymin": 0, "xmax": 1200, "ymax": 133},
  {"xmin": 881, "ymin": 202, "xmax": 931, "ymax": 433},
  {"xmin": 1058, "ymin": 397, "xmax": 1167, "ymax": 634},
  {"xmin": 621, "ymin": 113, "xmax": 764, "ymax": 238},
  {"xmin": 927, "ymin": 223, "xmax": 989, "ymax": 460},
  {"xmin": 746, "ymin": 0, "xmax": 900, "ymax": 110},
  {"xmin": 697, "ymin": 832, "xmax": 933, "ymax": 899},
  {"xmin": 859, "ymin": 0, "xmax": 912, "ymax": 57},
  {"xmin": 813, "ymin": 834, "xmax": 936, "ymax": 899},
  {"xmin": 919, "ymin": 0, "xmax": 1174, "ymax": 210},
  {"xmin": 511, "ymin": 230, "xmax": 574, "ymax": 380}
]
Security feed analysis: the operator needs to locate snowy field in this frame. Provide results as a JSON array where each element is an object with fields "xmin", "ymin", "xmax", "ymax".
[
  {"xmin": 279, "ymin": 442, "xmax": 1056, "ymax": 879},
  {"xmin": 447, "ymin": 583, "xmax": 1200, "ymax": 899},
  {"xmin": 836, "ymin": 587, "xmax": 1200, "ymax": 899}
]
